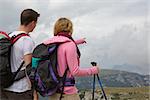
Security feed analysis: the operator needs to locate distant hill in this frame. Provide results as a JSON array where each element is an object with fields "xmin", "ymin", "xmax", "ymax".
[{"xmin": 76, "ymin": 69, "xmax": 150, "ymax": 89}]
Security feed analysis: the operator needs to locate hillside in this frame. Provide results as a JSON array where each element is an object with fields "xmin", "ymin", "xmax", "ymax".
[
  {"xmin": 76, "ymin": 69, "xmax": 150, "ymax": 89},
  {"xmin": 39, "ymin": 69, "xmax": 150, "ymax": 100}
]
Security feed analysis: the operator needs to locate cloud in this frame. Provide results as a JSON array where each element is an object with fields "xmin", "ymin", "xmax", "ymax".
[
  {"xmin": 79, "ymin": 23, "xmax": 148, "ymax": 75},
  {"xmin": 0, "ymin": 0, "xmax": 149, "ymax": 74}
]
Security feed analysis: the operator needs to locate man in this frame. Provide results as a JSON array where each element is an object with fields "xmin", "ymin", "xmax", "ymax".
[{"xmin": 1, "ymin": 9, "xmax": 40, "ymax": 100}]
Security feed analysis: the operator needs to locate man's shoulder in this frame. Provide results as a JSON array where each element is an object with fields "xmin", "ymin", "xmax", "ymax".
[
  {"xmin": 10, "ymin": 31, "xmax": 34, "ymax": 46},
  {"xmin": 9, "ymin": 31, "xmax": 29, "ymax": 37},
  {"xmin": 10, "ymin": 31, "xmax": 31, "ymax": 40}
]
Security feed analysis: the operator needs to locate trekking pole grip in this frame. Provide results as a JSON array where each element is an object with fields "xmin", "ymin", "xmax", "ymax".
[{"xmin": 91, "ymin": 62, "xmax": 97, "ymax": 66}]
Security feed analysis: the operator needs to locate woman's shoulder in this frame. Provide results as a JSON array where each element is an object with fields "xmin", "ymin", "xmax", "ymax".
[
  {"xmin": 63, "ymin": 40, "xmax": 75, "ymax": 46},
  {"xmin": 61, "ymin": 41, "xmax": 77, "ymax": 52}
]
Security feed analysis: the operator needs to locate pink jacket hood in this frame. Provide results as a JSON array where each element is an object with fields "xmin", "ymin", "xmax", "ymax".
[{"xmin": 43, "ymin": 36, "xmax": 72, "ymax": 44}]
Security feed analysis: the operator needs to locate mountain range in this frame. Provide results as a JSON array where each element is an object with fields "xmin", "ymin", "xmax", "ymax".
[{"xmin": 76, "ymin": 69, "xmax": 150, "ymax": 89}]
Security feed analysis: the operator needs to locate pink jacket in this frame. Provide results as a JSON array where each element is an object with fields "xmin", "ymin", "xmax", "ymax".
[{"xmin": 43, "ymin": 36, "xmax": 98, "ymax": 94}]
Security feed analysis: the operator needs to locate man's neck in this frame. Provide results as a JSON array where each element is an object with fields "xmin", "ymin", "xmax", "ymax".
[{"xmin": 18, "ymin": 25, "xmax": 30, "ymax": 34}]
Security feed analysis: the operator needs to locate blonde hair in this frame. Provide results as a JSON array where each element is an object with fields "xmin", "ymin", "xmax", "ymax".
[{"xmin": 54, "ymin": 18, "xmax": 73, "ymax": 36}]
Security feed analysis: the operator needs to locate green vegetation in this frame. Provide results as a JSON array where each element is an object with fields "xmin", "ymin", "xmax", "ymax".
[{"xmin": 79, "ymin": 86, "xmax": 150, "ymax": 100}]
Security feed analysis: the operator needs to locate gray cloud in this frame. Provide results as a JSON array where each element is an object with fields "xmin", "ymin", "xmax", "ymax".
[
  {"xmin": 80, "ymin": 23, "xmax": 148, "ymax": 75},
  {"xmin": 1, "ymin": 0, "xmax": 147, "ymax": 32},
  {"xmin": 0, "ymin": 0, "xmax": 149, "ymax": 75}
]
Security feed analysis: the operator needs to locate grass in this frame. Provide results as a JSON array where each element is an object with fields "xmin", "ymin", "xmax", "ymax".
[
  {"xmin": 103, "ymin": 86, "xmax": 149, "ymax": 94},
  {"xmin": 79, "ymin": 86, "xmax": 150, "ymax": 100}
]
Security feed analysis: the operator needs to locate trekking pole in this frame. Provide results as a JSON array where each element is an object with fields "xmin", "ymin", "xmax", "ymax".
[
  {"xmin": 92, "ymin": 73, "xmax": 96, "ymax": 100},
  {"xmin": 91, "ymin": 62, "xmax": 107, "ymax": 100},
  {"xmin": 96, "ymin": 74, "xmax": 107, "ymax": 100}
]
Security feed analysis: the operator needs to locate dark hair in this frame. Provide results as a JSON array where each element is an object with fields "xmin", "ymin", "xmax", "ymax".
[{"xmin": 20, "ymin": 9, "xmax": 40, "ymax": 26}]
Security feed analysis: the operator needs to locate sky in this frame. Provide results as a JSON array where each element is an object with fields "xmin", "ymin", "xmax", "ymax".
[{"xmin": 0, "ymin": 0, "xmax": 149, "ymax": 75}]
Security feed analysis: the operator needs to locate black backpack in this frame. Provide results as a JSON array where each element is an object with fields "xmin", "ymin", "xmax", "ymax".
[
  {"xmin": 29, "ymin": 43, "xmax": 75, "ymax": 97},
  {"xmin": 0, "ymin": 31, "xmax": 29, "ymax": 89}
]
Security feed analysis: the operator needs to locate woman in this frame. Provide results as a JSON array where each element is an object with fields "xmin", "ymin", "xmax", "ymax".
[{"xmin": 44, "ymin": 17, "xmax": 100, "ymax": 100}]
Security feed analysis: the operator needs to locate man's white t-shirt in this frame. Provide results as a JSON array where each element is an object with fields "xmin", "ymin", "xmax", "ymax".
[{"xmin": 5, "ymin": 31, "xmax": 35, "ymax": 92}]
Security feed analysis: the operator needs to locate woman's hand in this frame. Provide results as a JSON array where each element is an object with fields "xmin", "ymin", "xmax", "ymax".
[
  {"xmin": 75, "ymin": 38, "xmax": 87, "ymax": 45},
  {"xmin": 93, "ymin": 66, "xmax": 100, "ymax": 74},
  {"xmin": 82, "ymin": 38, "xmax": 87, "ymax": 43},
  {"xmin": 95, "ymin": 66, "xmax": 100, "ymax": 74}
]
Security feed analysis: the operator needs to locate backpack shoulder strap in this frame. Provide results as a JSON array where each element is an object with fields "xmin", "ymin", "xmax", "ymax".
[
  {"xmin": 60, "ymin": 67, "xmax": 69, "ymax": 100},
  {"xmin": 11, "ymin": 33, "xmax": 29, "ymax": 44},
  {"xmin": 10, "ymin": 33, "xmax": 29, "ymax": 80},
  {"xmin": 15, "ymin": 61, "xmax": 25, "ymax": 75},
  {"xmin": 13, "ymin": 61, "xmax": 25, "ymax": 82}
]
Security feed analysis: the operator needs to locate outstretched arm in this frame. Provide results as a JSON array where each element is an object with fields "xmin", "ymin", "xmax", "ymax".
[
  {"xmin": 66, "ymin": 42, "xmax": 99, "ymax": 77},
  {"xmin": 74, "ymin": 38, "xmax": 86, "ymax": 45}
]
